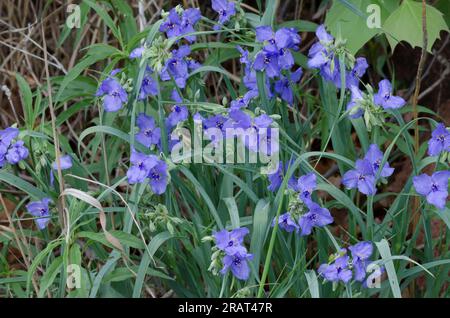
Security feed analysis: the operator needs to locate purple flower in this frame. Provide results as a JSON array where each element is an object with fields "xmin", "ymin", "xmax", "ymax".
[
  {"xmin": 148, "ymin": 160, "xmax": 168, "ymax": 195},
  {"xmin": 180, "ymin": 8, "xmax": 201, "ymax": 42},
  {"xmin": 274, "ymin": 68, "xmax": 303, "ymax": 105},
  {"xmin": 267, "ymin": 162, "xmax": 283, "ymax": 192},
  {"xmin": 364, "ymin": 144, "xmax": 394, "ymax": 178},
  {"xmin": 298, "ymin": 201, "xmax": 333, "ymax": 236},
  {"xmin": 96, "ymin": 77, "xmax": 128, "ymax": 112},
  {"xmin": 160, "ymin": 7, "xmax": 201, "ymax": 43},
  {"xmin": 230, "ymin": 90, "xmax": 258, "ymax": 110},
  {"xmin": 346, "ymin": 85, "xmax": 365, "ymax": 119},
  {"xmin": 160, "ymin": 8, "xmax": 183, "ymax": 39},
  {"xmin": 50, "ymin": 155, "xmax": 73, "ymax": 186},
  {"xmin": 212, "ymin": 0, "xmax": 236, "ymax": 30},
  {"xmin": 348, "ymin": 241, "xmax": 373, "ymax": 282},
  {"xmin": 318, "ymin": 254, "xmax": 352, "ymax": 283},
  {"xmin": 296, "ymin": 172, "xmax": 317, "ymax": 203},
  {"xmin": 253, "ymin": 50, "xmax": 280, "ymax": 78},
  {"xmin": 0, "ymin": 127, "xmax": 28, "ymax": 168},
  {"xmin": 346, "ymin": 57, "xmax": 368, "ymax": 88},
  {"xmin": 237, "ymin": 45, "xmax": 250, "ymax": 65},
  {"xmin": 161, "ymin": 45, "xmax": 191, "ymax": 88},
  {"xmin": 126, "ymin": 150, "xmax": 158, "ymax": 184},
  {"xmin": 0, "ymin": 127, "xmax": 19, "ymax": 148},
  {"xmin": 129, "ymin": 46, "xmax": 144, "ymax": 59},
  {"xmin": 315, "ymin": 24, "xmax": 334, "ymax": 44},
  {"xmin": 136, "ymin": 114, "xmax": 161, "ymax": 148},
  {"xmin": 413, "ymin": 171, "xmax": 450, "ymax": 210},
  {"xmin": 307, "ymin": 25, "xmax": 334, "ymax": 70},
  {"xmin": 5, "ymin": 140, "xmax": 29, "ymax": 164},
  {"xmin": 342, "ymin": 159, "xmax": 377, "ymax": 195},
  {"xmin": 255, "ymin": 26, "xmax": 301, "ymax": 51},
  {"xmin": 167, "ymin": 105, "xmax": 189, "ymax": 128},
  {"xmin": 272, "ymin": 212, "xmax": 299, "ymax": 233},
  {"xmin": 220, "ymin": 251, "xmax": 253, "ymax": 280},
  {"xmin": 139, "ymin": 68, "xmax": 158, "ymax": 100},
  {"xmin": 373, "ymin": 79, "xmax": 405, "ymax": 109},
  {"xmin": 224, "ymin": 109, "xmax": 252, "ymax": 133},
  {"xmin": 51, "ymin": 155, "xmax": 73, "ymax": 170},
  {"xmin": 214, "ymin": 227, "xmax": 249, "ymax": 255},
  {"xmin": 26, "ymin": 198, "xmax": 52, "ymax": 230},
  {"xmin": 428, "ymin": 123, "xmax": 450, "ymax": 156},
  {"xmin": 204, "ymin": 114, "xmax": 227, "ymax": 131}
]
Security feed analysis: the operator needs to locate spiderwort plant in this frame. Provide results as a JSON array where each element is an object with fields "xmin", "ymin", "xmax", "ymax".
[
  {"xmin": 26, "ymin": 198, "xmax": 52, "ymax": 230},
  {"xmin": 210, "ymin": 227, "xmax": 253, "ymax": 281},
  {"xmin": 3, "ymin": 1, "xmax": 450, "ymax": 300},
  {"xmin": 0, "ymin": 127, "xmax": 28, "ymax": 168}
]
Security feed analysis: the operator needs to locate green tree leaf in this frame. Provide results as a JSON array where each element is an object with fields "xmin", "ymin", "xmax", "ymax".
[
  {"xmin": 325, "ymin": 0, "xmax": 399, "ymax": 54},
  {"xmin": 383, "ymin": 0, "xmax": 449, "ymax": 53}
]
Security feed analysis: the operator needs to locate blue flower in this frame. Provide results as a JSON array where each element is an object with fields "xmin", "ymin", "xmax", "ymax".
[
  {"xmin": 4, "ymin": 140, "xmax": 28, "ymax": 165},
  {"xmin": 96, "ymin": 77, "xmax": 128, "ymax": 112},
  {"xmin": 180, "ymin": 8, "xmax": 201, "ymax": 42},
  {"xmin": 50, "ymin": 155, "xmax": 73, "ymax": 186},
  {"xmin": 318, "ymin": 254, "xmax": 352, "ymax": 284},
  {"xmin": 0, "ymin": 127, "xmax": 28, "ymax": 168},
  {"xmin": 267, "ymin": 162, "xmax": 283, "ymax": 192},
  {"xmin": 129, "ymin": 46, "xmax": 144, "ymax": 59},
  {"xmin": 348, "ymin": 241, "xmax": 373, "ymax": 282},
  {"xmin": 148, "ymin": 160, "xmax": 168, "ymax": 195},
  {"xmin": 160, "ymin": 8, "xmax": 183, "ymax": 39},
  {"xmin": 272, "ymin": 212, "xmax": 299, "ymax": 233},
  {"xmin": 167, "ymin": 105, "xmax": 189, "ymax": 128},
  {"xmin": 342, "ymin": 159, "xmax": 377, "ymax": 195},
  {"xmin": 428, "ymin": 123, "xmax": 450, "ymax": 156},
  {"xmin": 139, "ymin": 68, "xmax": 158, "ymax": 100},
  {"xmin": 346, "ymin": 57, "xmax": 368, "ymax": 87},
  {"xmin": 26, "ymin": 198, "xmax": 52, "ymax": 230},
  {"xmin": 0, "ymin": 127, "xmax": 19, "ymax": 148},
  {"xmin": 160, "ymin": 7, "xmax": 201, "ymax": 43},
  {"xmin": 364, "ymin": 144, "xmax": 394, "ymax": 178},
  {"xmin": 255, "ymin": 26, "xmax": 301, "ymax": 51},
  {"xmin": 413, "ymin": 171, "xmax": 450, "ymax": 210},
  {"xmin": 253, "ymin": 49, "xmax": 280, "ymax": 78},
  {"xmin": 161, "ymin": 45, "xmax": 200, "ymax": 88},
  {"xmin": 373, "ymin": 79, "xmax": 405, "ymax": 109},
  {"xmin": 295, "ymin": 172, "xmax": 317, "ymax": 203},
  {"xmin": 307, "ymin": 25, "xmax": 335, "ymax": 75},
  {"xmin": 298, "ymin": 201, "xmax": 333, "ymax": 236},
  {"xmin": 214, "ymin": 227, "xmax": 249, "ymax": 255},
  {"xmin": 274, "ymin": 68, "xmax": 303, "ymax": 105},
  {"xmin": 346, "ymin": 85, "xmax": 365, "ymax": 118},
  {"xmin": 220, "ymin": 251, "xmax": 253, "ymax": 280},
  {"xmin": 212, "ymin": 0, "xmax": 236, "ymax": 30},
  {"xmin": 136, "ymin": 114, "xmax": 161, "ymax": 148},
  {"xmin": 230, "ymin": 90, "xmax": 258, "ymax": 111},
  {"xmin": 126, "ymin": 149, "xmax": 158, "ymax": 184}
]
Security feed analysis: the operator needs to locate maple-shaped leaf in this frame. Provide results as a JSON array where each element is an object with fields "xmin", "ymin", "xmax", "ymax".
[{"xmin": 383, "ymin": 0, "xmax": 449, "ymax": 53}]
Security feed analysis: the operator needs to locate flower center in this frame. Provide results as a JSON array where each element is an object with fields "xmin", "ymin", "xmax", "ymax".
[
  {"xmin": 384, "ymin": 93, "xmax": 390, "ymax": 100},
  {"xmin": 438, "ymin": 134, "xmax": 445, "ymax": 142},
  {"xmin": 40, "ymin": 208, "xmax": 47, "ymax": 217},
  {"xmin": 144, "ymin": 129, "xmax": 153, "ymax": 138},
  {"xmin": 228, "ymin": 240, "xmax": 234, "ymax": 247},
  {"xmin": 264, "ymin": 56, "xmax": 271, "ymax": 64},
  {"xmin": 233, "ymin": 257, "xmax": 241, "ymax": 266},
  {"xmin": 151, "ymin": 172, "xmax": 160, "ymax": 181},
  {"xmin": 431, "ymin": 183, "xmax": 438, "ymax": 192},
  {"xmin": 358, "ymin": 175, "xmax": 366, "ymax": 181}
]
